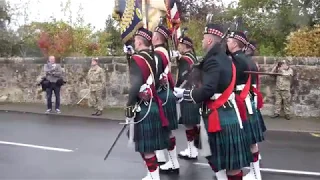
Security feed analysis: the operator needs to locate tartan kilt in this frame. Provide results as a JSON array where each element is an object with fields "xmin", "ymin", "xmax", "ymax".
[
  {"xmin": 179, "ymin": 102, "xmax": 200, "ymax": 126},
  {"xmin": 257, "ymin": 109, "xmax": 267, "ymax": 132},
  {"xmin": 158, "ymin": 88, "xmax": 178, "ymax": 130},
  {"xmin": 243, "ymin": 100, "xmax": 265, "ymax": 145},
  {"xmin": 204, "ymin": 106, "xmax": 253, "ymax": 171},
  {"xmin": 133, "ymin": 101, "xmax": 170, "ymax": 153}
]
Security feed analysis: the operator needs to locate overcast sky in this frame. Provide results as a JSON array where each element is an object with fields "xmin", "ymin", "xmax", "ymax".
[{"xmin": 7, "ymin": 0, "xmax": 236, "ymax": 31}]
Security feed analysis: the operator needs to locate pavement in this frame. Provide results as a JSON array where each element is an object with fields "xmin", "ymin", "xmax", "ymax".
[
  {"xmin": 1, "ymin": 102, "xmax": 320, "ymax": 133},
  {"xmin": 0, "ymin": 110, "xmax": 320, "ymax": 179}
]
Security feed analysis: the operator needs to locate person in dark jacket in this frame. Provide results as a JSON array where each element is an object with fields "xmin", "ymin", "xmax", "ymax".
[
  {"xmin": 227, "ymin": 32, "xmax": 264, "ymax": 180},
  {"xmin": 174, "ymin": 24, "xmax": 253, "ymax": 180}
]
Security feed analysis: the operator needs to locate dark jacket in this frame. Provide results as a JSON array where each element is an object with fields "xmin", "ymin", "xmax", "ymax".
[
  {"xmin": 184, "ymin": 43, "xmax": 234, "ymax": 103},
  {"xmin": 126, "ymin": 49, "xmax": 156, "ymax": 106}
]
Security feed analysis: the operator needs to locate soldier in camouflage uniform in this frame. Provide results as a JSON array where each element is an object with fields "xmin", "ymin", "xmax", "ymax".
[
  {"xmin": 87, "ymin": 57, "xmax": 106, "ymax": 116},
  {"xmin": 271, "ymin": 60, "xmax": 293, "ymax": 120}
]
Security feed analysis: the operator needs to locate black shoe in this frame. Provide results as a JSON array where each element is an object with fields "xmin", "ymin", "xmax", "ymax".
[
  {"xmin": 285, "ymin": 114, "xmax": 291, "ymax": 120},
  {"xmin": 159, "ymin": 167, "xmax": 180, "ymax": 174},
  {"xmin": 157, "ymin": 161, "xmax": 166, "ymax": 165},
  {"xmin": 92, "ymin": 111, "xmax": 98, "ymax": 116},
  {"xmin": 96, "ymin": 110, "xmax": 102, "ymax": 116},
  {"xmin": 270, "ymin": 114, "xmax": 279, "ymax": 118},
  {"xmin": 178, "ymin": 154, "xmax": 198, "ymax": 160}
]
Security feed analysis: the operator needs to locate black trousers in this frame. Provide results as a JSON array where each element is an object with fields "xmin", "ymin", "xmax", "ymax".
[{"xmin": 46, "ymin": 83, "xmax": 61, "ymax": 110}]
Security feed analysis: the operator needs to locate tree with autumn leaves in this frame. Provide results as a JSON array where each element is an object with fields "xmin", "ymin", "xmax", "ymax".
[
  {"xmin": 1, "ymin": 0, "xmax": 319, "ymax": 58},
  {"xmin": 285, "ymin": 25, "xmax": 320, "ymax": 57},
  {"xmin": 36, "ymin": 21, "xmax": 73, "ymax": 58},
  {"xmin": 0, "ymin": 0, "xmax": 121, "ymax": 58}
]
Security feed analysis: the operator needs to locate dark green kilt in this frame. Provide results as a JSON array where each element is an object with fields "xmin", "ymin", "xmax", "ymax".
[
  {"xmin": 179, "ymin": 102, "xmax": 200, "ymax": 126},
  {"xmin": 256, "ymin": 109, "xmax": 267, "ymax": 132},
  {"xmin": 134, "ymin": 101, "xmax": 170, "ymax": 153},
  {"xmin": 158, "ymin": 88, "xmax": 178, "ymax": 131},
  {"xmin": 243, "ymin": 100, "xmax": 265, "ymax": 145},
  {"xmin": 204, "ymin": 106, "xmax": 253, "ymax": 171}
]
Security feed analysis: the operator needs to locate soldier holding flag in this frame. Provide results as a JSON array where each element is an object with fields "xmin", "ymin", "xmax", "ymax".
[
  {"xmin": 125, "ymin": 27, "xmax": 171, "ymax": 180},
  {"xmin": 113, "ymin": 1, "xmax": 171, "ymax": 180}
]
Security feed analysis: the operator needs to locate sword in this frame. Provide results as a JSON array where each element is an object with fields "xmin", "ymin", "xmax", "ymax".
[{"xmin": 104, "ymin": 124, "xmax": 127, "ymax": 161}]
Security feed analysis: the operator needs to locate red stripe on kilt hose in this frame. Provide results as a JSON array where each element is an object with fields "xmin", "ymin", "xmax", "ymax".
[
  {"xmin": 227, "ymin": 171, "xmax": 243, "ymax": 180},
  {"xmin": 186, "ymin": 129, "xmax": 195, "ymax": 141},
  {"xmin": 168, "ymin": 137, "xmax": 176, "ymax": 151},
  {"xmin": 193, "ymin": 125, "xmax": 200, "ymax": 143},
  {"xmin": 253, "ymin": 151, "xmax": 259, "ymax": 162},
  {"xmin": 143, "ymin": 155, "xmax": 158, "ymax": 172}
]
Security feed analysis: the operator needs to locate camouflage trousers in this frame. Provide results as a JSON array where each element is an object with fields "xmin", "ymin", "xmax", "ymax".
[
  {"xmin": 274, "ymin": 90, "xmax": 291, "ymax": 115},
  {"xmin": 89, "ymin": 89, "xmax": 103, "ymax": 111}
]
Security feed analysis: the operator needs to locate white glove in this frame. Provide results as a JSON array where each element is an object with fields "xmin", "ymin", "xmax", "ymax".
[
  {"xmin": 125, "ymin": 117, "xmax": 134, "ymax": 124},
  {"xmin": 173, "ymin": 87, "xmax": 185, "ymax": 98},
  {"xmin": 170, "ymin": 50, "xmax": 180, "ymax": 58},
  {"xmin": 123, "ymin": 45, "xmax": 134, "ymax": 54}
]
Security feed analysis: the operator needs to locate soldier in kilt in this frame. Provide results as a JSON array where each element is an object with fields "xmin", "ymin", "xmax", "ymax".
[
  {"xmin": 125, "ymin": 28, "xmax": 170, "ymax": 180},
  {"xmin": 175, "ymin": 36, "xmax": 201, "ymax": 160},
  {"xmin": 227, "ymin": 32, "xmax": 264, "ymax": 180},
  {"xmin": 174, "ymin": 24, "xmax": 253, "ymax": 180},
  {"xmin": 245, "ymin": 41, "xmax": 267, "ymax": 133},
  {"xmin": 151, "ymin": 25, "xmax": 180, "ymax": 174},
  {"xmin": 245, "ymin": 41, "xmax": 267, "ymax": 163}
]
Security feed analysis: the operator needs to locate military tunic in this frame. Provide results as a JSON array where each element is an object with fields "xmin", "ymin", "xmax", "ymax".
[
  {"xmin": 232, "ymin": 51, "xmax": 264, "ymax": 145},
  {"xmin": 87, "ymin": 65, "xmax": 106, "ymax": 111},
  {"xmin": 126, "ymin": 50, "xmax": 170, "ymax": 153},
  {"xmin": 176, "ymin": 52, "xmax": 200, "ymax": 126},
  {"xmin": 182, "ymin": 44, "xmax": 252, "ymax": 171},
  {"xmin": 154, "ymin": 45, "xmax": 178, "ymax": 131}
]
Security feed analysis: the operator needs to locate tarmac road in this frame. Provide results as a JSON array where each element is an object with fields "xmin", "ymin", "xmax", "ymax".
[{"xmin": 0, "ymin": 111, "xmax": 319, "ymax": 180}]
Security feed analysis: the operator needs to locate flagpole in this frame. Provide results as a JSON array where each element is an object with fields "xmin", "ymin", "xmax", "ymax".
[{"xmin": 145, "ymin": 0, "xmax": 149, "ymax": 29}]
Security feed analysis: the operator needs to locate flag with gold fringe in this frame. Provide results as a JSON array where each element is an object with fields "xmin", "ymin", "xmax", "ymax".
[{"xmin": 112, "ymin": 0, "xmax": 144, "ymax": 45}]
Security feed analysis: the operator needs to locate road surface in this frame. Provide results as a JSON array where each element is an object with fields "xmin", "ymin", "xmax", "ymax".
[{"xmin": 0, "ymin": 111, "xmax": 319, "ymax": 179}]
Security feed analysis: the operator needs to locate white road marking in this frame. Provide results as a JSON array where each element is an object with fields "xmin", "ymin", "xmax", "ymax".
[
  {"xmin": 310, "ymin": 133, "xmax": 320, "ymax": 137},
  {"xmin": 194, "ymin": 162, "xmax": 320, "ymax": 176},
  {"xmin": 0, "ymin": 141, "xmax": 73, "ymax": 152}
]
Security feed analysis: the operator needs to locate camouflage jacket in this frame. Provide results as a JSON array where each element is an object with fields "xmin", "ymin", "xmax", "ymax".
[
  {"xmin": 87, "ymin": 65, "xmax": 106, "ymax": 91},
  {"xmin": 276, "ymin": 68, "xmax": 293, "ymax": 90}
]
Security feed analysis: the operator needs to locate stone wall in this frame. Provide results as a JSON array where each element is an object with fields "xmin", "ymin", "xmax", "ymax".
[{"xmin": 0, "ymin": 56, "xmax": 320, "ymax": 117}]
